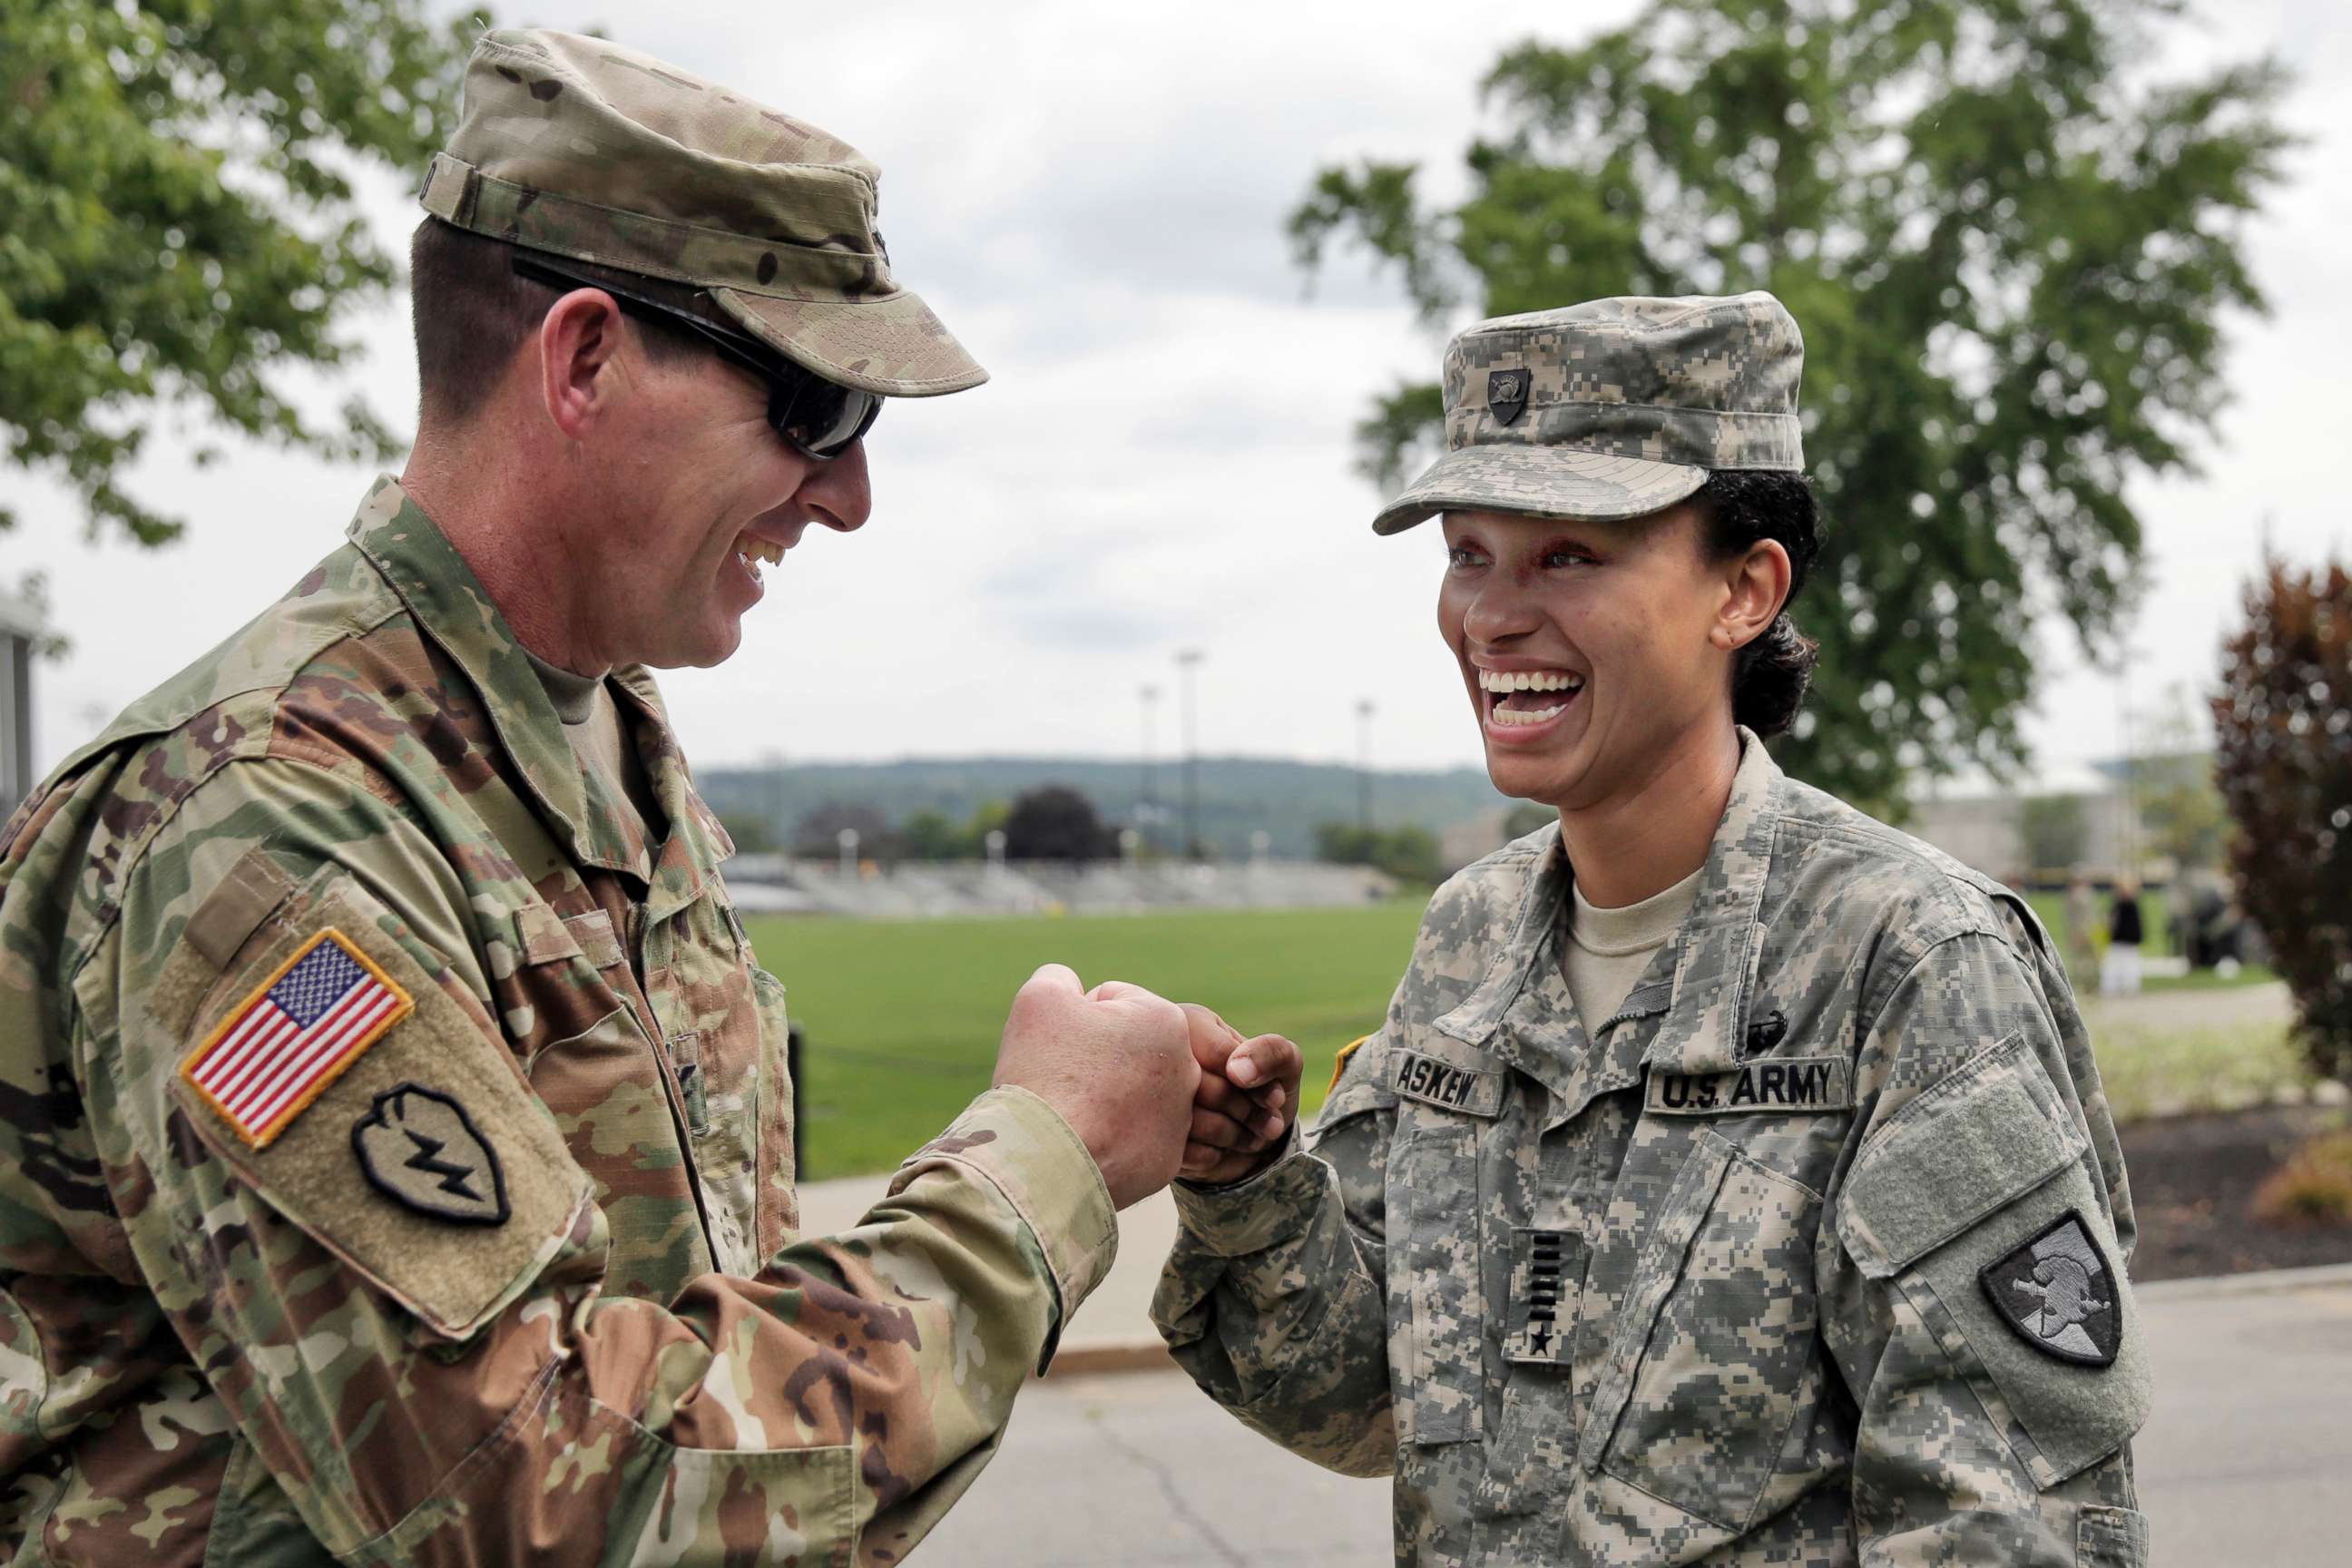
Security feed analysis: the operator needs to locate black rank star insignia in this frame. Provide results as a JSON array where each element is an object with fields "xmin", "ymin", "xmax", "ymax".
[
  {"xmin": 1979, "ymin": 1210, "xmax": 2121, "ymax": 1366},
  {"xmin": 352, "ymin": 1083, "xmax": 511, "ymax": 1226}
]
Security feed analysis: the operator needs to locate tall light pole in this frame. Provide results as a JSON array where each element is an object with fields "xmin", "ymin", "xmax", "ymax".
[
  {"xmin": 1356, "ymin": 699, "xmax": 1377, "ymax": 830},
  {"xmin": 1139, "ymin": 682, "xmax": 1161, "ymax": 848},
  {"xmin": 1176, "ymin": 650, "xmax": 1204, "ymax": 859},
  {"xmin": 2113, "ymin": 633, "xmax": 2141, "ymax": 882}
]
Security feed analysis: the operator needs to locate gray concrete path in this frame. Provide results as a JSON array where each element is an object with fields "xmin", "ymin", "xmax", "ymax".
[
  {"xmin": 923, "ymin": 1366, "xmax": 1387, "ymax": 1565},
  {"xmin": 905, "ymin": 1263, "xmax": 2352, "ymax": 1566},
  {"xmin": 803, "ymin": 1116, "xmax": 2347, "ymax": 1563},
  {"xmin": 2130, "ymin": 1265, "xmax": 2352, "ymax": 1566},
  {"xmin": 2083, "ymin": 977, "xmax": 2291, "ymax": 1032}
]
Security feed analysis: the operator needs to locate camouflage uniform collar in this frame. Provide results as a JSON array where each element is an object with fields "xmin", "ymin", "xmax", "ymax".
[
  {"xmin": 1435, "ymin": 730, "xmax": 1784, "ymax": 1084},
  {"xmin": 1646, "ymin": 730, "xmax": 1785, "ymax": 1073},
  {"xmin": 345, "ymin": 477, "xmax": 655, "ymax": 881},
  {"xmin": 607, "ymin": 664, "xmax": 735, "ymax": 920}
]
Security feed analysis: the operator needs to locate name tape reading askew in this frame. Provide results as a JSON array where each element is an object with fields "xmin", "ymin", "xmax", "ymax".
[
  {"xmin": 1645, "ymin": 1056, "xmax": 1852, "ymax": 1115},
  {"xmin": 1392, "ymin": 1050, "xmax": 1505, "ymax": 1117}
]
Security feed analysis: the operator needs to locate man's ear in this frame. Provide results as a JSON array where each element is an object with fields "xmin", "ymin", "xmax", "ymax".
[
  {"xmin": 1713, "ymin": 537, "xmax": 1793, "ymax": 652},
  {"xmin": 536, "ymin": 289, "xmax": 628, "ymax": 442}
]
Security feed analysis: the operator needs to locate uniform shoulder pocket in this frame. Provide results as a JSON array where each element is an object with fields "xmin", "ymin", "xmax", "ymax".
[
  {"xmin": 1837, "ymin": 1033, "xmax": 2085, "ymax": 1277},
  {"xmin": 1836, "ymin": 1034, "xmax": 2150, "ymax": 1487},
  {"xmin": 157, "ymin": 871, "xmax": 593, "ymax": 1339},
  {"xmin": 1397, "ymin": 1122, "xmax": 1483, "ymax": 1446}
]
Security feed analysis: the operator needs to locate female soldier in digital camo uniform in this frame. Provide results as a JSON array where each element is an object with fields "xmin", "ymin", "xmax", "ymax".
[{"xmin": 1154, "ymin": 293, "xmax": 2151, "ymax": 1566}]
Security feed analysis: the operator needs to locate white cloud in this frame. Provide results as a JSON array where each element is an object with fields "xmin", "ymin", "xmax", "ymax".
[{"xmin": 8, "ymin": 0, "xmax": 2343, "ymax": 786}]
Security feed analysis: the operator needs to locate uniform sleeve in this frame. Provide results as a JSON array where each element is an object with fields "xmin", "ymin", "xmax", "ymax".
[
  {"xmin": 1150, "ymin": 1035, "xmax": 1398, "ymax": 1478},
  {"xmin": 1822, "ymin": 929, "xmax": 2152, "ymax": 1566},
  {"xmin": 78, "ymin": 760, "xmax": 1115, "ymax": 1567}
]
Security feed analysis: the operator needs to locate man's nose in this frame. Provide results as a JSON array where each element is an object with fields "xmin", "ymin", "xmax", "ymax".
[{"xmin": 802, "ymin": 439, "xmax": 871, "ymax": 533}]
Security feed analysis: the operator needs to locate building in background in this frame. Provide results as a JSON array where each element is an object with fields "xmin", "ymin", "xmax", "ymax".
[
  {"xmin": 1908, "ymin": 758, "xmax": 2149, "ymax": 887},
  {"xmin": 0, "ymin": 589, "xmax": 42, "ymax": 817}
]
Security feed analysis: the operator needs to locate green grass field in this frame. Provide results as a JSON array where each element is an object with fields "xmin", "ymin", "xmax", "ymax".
[
  {"xmin": 748, "ymin": 902, "xmax": 1425, "ymax": 1179},
  {"xmin": 757, "ymin": 891, "xmax": 2298, "ymax": 1179},
  {"xmin": 2020, "ymin": 888, "xmax": 2281, "ymax": 994},
  {"xmin": 2089, "ymin": 1014, "xmax": 2308, "ymax": 1123},
  {"xmin": 2022, "ymin": 888, "xmax": 2171, "ymax": 960}
]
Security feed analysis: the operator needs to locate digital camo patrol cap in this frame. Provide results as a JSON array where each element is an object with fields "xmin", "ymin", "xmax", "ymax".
[
  {"xmin": 1372, "ymin": 291, "xmax": 1804, "ymax": 534},
  {"xmin": 418, "ymin": 29, "xmax": 985, "ymax": 397}
]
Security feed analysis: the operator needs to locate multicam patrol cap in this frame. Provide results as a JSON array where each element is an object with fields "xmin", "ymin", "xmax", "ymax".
[
  {"xmin": 418, "ymin": 29, "xmax": 985, "ymax": 397},
  {"xmin": 1372, "ymin": 291, "xmax": 1804, "ymax": 534}
]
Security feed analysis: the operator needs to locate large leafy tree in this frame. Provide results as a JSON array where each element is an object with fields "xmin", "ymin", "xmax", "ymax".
[
  {"xmin": 1292, "ymin": 0, "xmax": 2288, "ymax": 809},
  {"xmin": 1, "ymin": 1, "xmax": 480, "ymax": 546},
  {"xmin": 1004, "ymin": 786, "xmax": 1116, "ymax": 864}
]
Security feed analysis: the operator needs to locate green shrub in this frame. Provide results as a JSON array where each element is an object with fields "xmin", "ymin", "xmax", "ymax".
[
  {"xmin": 2213, "ymin": 554, "xmax": 2352, "ymax": 1088},
  {"xmin": 2251, "ymin": 1129, "xmax": 2352, "ymax": 1229}
]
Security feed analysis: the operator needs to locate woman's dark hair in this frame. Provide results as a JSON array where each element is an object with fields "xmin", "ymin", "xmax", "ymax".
[{"xmin": 1695, "ymin": 468, "xmax": 1821, "ymax": 739}]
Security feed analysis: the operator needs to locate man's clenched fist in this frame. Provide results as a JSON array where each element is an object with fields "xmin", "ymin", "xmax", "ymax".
[
  {"xmin": 992, "ymin": 964, "xmax": 1200, "ymax": 1210},
  {"xmin": 1175, "ymin": 1004, "xmax": 1304, "ymax": 1187}
]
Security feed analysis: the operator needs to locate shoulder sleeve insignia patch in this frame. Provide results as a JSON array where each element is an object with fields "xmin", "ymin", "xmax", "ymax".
[
  {"xmin": 1328, "ymin": 1034, "xmax": 1373, "ymax": 1097},
  {"xmin": 352, "ymin": 1084, "xmax": 510, "ymax": 1226},
  {"xmin": 1979, "ymin": 1209, "xmax": 2122, "ymax": 1367},
  {"xmin": 181, "ymin": 928, "xmax": 413, "ymax": 1149}
]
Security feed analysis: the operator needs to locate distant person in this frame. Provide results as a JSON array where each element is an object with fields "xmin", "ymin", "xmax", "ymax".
[
  {"xmin": 2105, "ymin": 876, "xmax": 2147, "ymax": 995},
  {"xmin": 2066, "ymin": 865, "xmax": 2102, "ymax": 979},
  {"xmin": 1155, "ymin": 295, "xmax": 2151, "ymax": 1563},
  {"xmin": 0, "ymin": 31, "xmax": 1208, "ymax": 1563}
]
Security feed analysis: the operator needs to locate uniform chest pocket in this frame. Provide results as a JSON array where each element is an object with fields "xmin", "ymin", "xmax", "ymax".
[
  {"xmin": 1398, "ymin": 1122, "xmax": 1485, "ymax": 1446},
  {"xmin": 1581, "ymin": 1130, "xmax": 1825, "ymax": 1531}
]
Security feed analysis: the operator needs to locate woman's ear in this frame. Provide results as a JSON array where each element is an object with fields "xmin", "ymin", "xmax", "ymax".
[{"xmin": 1719, "ymin": 537, "xmax": 1792, "ymax": 652}]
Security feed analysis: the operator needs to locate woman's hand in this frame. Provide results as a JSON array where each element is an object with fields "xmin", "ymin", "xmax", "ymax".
[{"xmin": 1175, "ymin": 1003, "xmax": 1304, "ymax": 1186}]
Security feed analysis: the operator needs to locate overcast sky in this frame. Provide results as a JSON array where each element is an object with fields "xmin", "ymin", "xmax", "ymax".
[{"xmin": 9, "ymin": 0, "xmax": 2347, "ymax": 784}]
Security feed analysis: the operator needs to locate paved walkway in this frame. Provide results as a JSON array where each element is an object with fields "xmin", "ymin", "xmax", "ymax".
[
  {"xmin": 2128, "ymin": 1266, "xmax": 2352, "ymax": 1565},
  {"xmin": 807, "ymin": 1167, "xmax": 2349, "ymax": 1564},
  {"xmin": 2082, "ymin": 977, "xmax": 2291, "ymax": 1033},
  {"xmin": 916, "ymin": 1264, "xmax": 2352, "ymax": 1566}
]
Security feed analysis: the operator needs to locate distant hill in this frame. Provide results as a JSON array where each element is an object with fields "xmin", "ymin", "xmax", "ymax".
[{"xmin": 699, "ymin": 756, "xmax": 1515, "ymax": 862}]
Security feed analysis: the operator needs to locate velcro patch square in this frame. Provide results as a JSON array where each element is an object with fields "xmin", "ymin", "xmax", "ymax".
[{"xmin": 181, "ymin": 928, "xmax": 414, "ymax": 1148}]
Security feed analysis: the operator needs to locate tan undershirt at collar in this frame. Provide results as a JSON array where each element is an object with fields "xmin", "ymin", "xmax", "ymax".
[
  {"xmin": 523, "ymin": 650, "xmax": 667, "ymax": 847},
  {"xmin": 1563, "ymin": 864, "xmax": 1704, "ymax": 1035}
]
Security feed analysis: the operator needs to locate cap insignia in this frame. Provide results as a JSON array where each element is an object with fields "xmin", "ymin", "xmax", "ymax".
[{"xmin": 1489, "ymin": 368, "xmax": 1529, "ymax": 426}]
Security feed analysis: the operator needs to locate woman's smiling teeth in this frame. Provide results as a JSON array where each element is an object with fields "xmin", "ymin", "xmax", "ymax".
[{"xmin": 1478, "ymin": 667, "xmax": 1585, "ymax": 727}]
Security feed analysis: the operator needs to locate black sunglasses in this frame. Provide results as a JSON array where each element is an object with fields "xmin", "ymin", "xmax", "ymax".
[{"xmin": 511, "ymin": 251, "xmax": 880, "ymax": 460}]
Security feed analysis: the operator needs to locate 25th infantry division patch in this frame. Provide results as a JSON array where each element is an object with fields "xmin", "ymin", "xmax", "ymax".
[
  {"xmin": 181, "ymin": 928, "xmax": 414, "ymax": 1149},
  {"xmin": 351, "ymin": 1084, "xmax": 511, "ymax": 1226}
]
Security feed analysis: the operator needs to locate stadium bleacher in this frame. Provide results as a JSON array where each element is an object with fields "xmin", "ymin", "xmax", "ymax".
[{"xmin": 724, "ymin": 856, "xmax": 1398, "ymax": 919}]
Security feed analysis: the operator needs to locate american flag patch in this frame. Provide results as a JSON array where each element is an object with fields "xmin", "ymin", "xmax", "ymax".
[{"xmin": 181, "ymin": 929, "xmax": 414, "ymax": 1149}]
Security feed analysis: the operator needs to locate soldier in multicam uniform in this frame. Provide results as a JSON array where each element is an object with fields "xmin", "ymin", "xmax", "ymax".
[
  {"xmin": 0, "ymin": 29, "xmax": 1210, "ymax": 1565},
  {"xmin": 1157, "ymin": 294, "xmax": 2153, "ymax": 1564}
]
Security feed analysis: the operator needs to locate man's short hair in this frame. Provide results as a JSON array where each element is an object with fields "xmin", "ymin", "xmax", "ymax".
[{"xmin": 408, "ymin": 217, "xmax": 729, "ymax": 426}]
